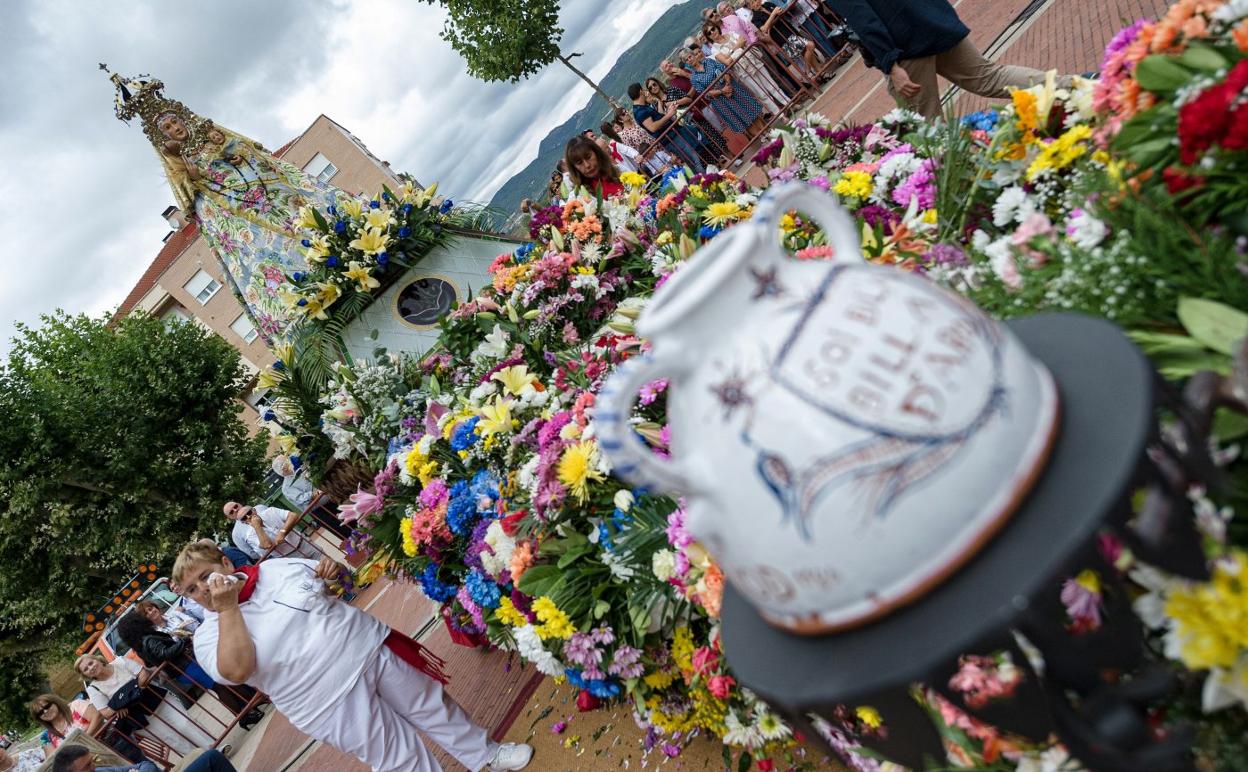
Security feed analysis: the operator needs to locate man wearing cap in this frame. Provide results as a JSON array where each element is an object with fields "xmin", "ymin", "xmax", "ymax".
[{"xmin": 828, "ymin": 0, "xmax": 1069, "ymax": 118}]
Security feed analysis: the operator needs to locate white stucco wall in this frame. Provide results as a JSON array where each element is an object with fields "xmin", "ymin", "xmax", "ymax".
[{"xmin": 342, "ymin": 232, "xmax": 521, "ymax": 361}]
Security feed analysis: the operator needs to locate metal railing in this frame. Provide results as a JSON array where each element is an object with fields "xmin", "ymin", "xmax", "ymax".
[
  {"xmin": 95, "ymin": 657, "xmax": 263, "ymax": 770},
  {"xmin": 632, "ymin": 6, "xmax": 855, "ymax": 175}
]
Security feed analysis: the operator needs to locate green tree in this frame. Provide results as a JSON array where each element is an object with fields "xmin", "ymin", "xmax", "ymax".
[
  {"xmin": 0, "ymin": 312, "xmax": 267, "ymax": 724},
  {"xmin": 429, "ymin": 0, "xmax": 621, "ymax": 108}
]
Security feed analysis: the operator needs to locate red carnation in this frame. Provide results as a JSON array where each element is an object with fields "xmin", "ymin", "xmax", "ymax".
[
  {"xmin": 576, "ymin": 689, "xmax": 602, "ymax": 712},
  {"xmin": 1223, "ymin": 103, "xmax": 1248, "ymax": 152},
  {"xmin": 1162, "ymin": 166, "xmax": 1206, "ymax": 194},
  {"xmin": 1178, "ymin": 83, "xmax": 1233, "ymax": 164}
]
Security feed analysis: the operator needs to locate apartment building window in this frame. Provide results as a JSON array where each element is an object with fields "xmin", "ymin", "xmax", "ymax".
[
  {"xmin": 303, "ymin": 152, "xmax": 338, "ymax": 183},
  {"xmin": 184, "ymin": 269, "xmax": 222, "ymax": 304},
  {"xmin": 230, "ymin": 313, "xmax": 259, "ymax": 344}
]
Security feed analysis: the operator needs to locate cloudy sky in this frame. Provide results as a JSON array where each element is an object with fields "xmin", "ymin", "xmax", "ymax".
[{"xmin": 0, "ymin": 0, "xmax": 678, "ymax": 355}]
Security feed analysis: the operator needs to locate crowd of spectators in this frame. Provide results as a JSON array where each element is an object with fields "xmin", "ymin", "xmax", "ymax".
[{"xmin": 537, "ymin": 0, "xmax": 857, "ymax": 212}]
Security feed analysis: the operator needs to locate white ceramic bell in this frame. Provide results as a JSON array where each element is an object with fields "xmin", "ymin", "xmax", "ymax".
[{"xmin": 596, "ymin": 183, "xmax": 1059, "ymax": 633}]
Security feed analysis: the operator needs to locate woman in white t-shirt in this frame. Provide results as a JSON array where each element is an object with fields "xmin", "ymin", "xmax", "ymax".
[
  {"xmin": 172, "ymin": 542, "xmax": 533, "ymax": 772},
  {"xmin": 74, "ymin": 653, "xmax": 214, "ymax": 757}
]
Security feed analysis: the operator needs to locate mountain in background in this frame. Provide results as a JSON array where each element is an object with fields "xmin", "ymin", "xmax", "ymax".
[{"xmin": 486, "ymin": 0, "xmax": 706, "ymax": 221}]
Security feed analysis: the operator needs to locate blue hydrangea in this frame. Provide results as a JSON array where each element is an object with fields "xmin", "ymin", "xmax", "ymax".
[
  {"xmin": 961, "ymin": 110, "xmax": 999, "ymax": 132},
  {"xmin": 698, "ymin": 224, "xmax": 721, "ymax": 240},
  {"xmin": 419, "ymin": 564, "xmax": 457, "ymax": 603},
  {"xmin": 447, "ymin": 480, "xmax": 479, "ymax": 536},
  {"xmin": 597, "ymin": 522, "xmax": 615, "ymax": 552},
  {"xmin": 513, "ymin": 243, "xmax": 536, "ymax": 263},
  {"xmin": 470, "ymin": 470, "xmax": 499, "ymax": 505},
  {"xmin": 465, "ymin": 569, "xmax": 502, "ymax": 609},
  {"xmin": 450, "ymin": 416, "xmax": 481, "ymax": 451},
  {"xmin": 565, "ymin": 668, "xmax": 623, "ymax": 699},
  {"xmin": 660, "ymin": 168, "xmax": 686, "ymax": 192}
]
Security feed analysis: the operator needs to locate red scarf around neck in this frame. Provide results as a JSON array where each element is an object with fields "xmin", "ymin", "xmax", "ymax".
[{"xmin": 233, "ymin": 563, "xmax": 449, "ymax": 684}]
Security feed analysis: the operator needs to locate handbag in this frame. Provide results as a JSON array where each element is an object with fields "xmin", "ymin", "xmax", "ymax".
[{"xmin": 97, "ymin": 677, "xmax": 168, "ymax": 728}]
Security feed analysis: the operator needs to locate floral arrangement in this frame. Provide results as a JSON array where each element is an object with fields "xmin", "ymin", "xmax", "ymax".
[
  {"xmin": 259, "ymin": 2, "xmax": 1248, "ymax": 768},
  {"xmin": 281, "ymin": 181, "xmax": 456, "ymax": 321}
]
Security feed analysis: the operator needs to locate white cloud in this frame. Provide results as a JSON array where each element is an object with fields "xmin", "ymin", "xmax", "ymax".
[{"xmin": 0, "ymin": 0, "xmax": 687, "ymax": 356}]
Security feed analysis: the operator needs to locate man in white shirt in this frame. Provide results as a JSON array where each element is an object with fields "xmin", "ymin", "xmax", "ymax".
[
  {"xmin": 223, "ymin": 501, "xmax": 319, "ymax": 561},
  {"xmin": 174, "ymin": 543, "xmax": 532, "ymax": 772}
]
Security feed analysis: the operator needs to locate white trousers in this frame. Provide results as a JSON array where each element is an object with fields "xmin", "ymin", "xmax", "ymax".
[
  {"xmin": 303, "ymin": 646, "xmax": 497, "ymax": 772},
  {"xmin": 143, "ymin": 699, "xmax": 215, "ymax": 757}
]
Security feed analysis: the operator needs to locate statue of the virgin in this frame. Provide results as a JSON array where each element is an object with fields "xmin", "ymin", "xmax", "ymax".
[{"xmin": 109, "ymin": 67, "xmax": 346, "ymax": 343}]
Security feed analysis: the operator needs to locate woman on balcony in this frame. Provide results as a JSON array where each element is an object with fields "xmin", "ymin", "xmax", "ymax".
[
  {"xmin": 684, "ymin": 45, "xmax": 768, "ymax": 139},
  {"xmin": 75, "ymin": 652, "xmax": 215, "ymax": 758},
  {"xmin": 628, "ymin": 82, "xmax": 708, "ymax": 174},
  {"xmin": 703, "ymin": 19, "xmax": 787, "ymax": 114},
  {"xmin": 648, "ymin": 71, "xmax": 729, "ymax": 164}
]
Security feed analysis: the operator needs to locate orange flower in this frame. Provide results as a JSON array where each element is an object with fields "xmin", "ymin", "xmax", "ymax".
[
  {"xmin": 698, "ymin": 563, "xmax": 725, "ymax": 618},
  {"xmin": 509, "ymin": 541, "xmax": 534, "ymax": 584},
  {"xmin": 1181, "ymin": 15, "xmax": 1207, "ymax": 40},
  {"xmin": 1126, "ymin": 23, "xmax": 1155, "ymax": 64},
  {"xmin": 1234, "ymin": 20, "xmax": 1248, "ymax": 53},
  {"xmin": 1012, "ymin": 90, "xmax": 1039, "ymax": 142}
]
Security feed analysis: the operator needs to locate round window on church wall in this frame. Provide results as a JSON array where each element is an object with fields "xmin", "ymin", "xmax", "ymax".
[{"xmin": 397, "ymin": 277, "xmax": 458, "ymax": 327}]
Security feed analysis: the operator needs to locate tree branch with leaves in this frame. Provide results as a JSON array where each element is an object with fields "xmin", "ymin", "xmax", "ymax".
[{"xmin": 426, "ymin": 0, "xmax": 621, "ymax": 108}]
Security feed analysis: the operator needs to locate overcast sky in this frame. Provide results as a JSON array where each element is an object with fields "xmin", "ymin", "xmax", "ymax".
[{"xmin": 0, "ymin": 0, "xmax": 677, "ymax": 355}]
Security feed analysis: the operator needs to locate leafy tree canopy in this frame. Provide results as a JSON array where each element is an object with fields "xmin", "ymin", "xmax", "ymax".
[
  {"xmin": 0, "ymin": 312, "xmax": 267, "ymax": 725},
  {"xmin": 433, "ymin": 0, "xmax": 564, "ymax": 82}
]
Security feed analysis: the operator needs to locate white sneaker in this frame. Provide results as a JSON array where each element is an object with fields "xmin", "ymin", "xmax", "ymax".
[{"xmin": 487, "ymin": 742, "xmax": 533, "ymax": 771}]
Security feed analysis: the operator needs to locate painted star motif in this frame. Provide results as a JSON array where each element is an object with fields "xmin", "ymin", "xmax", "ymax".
[
  {"xmin": 709, "ymin": 372, "xmax": 754, "ymax": 422},
  {"xmin": 749, "ymin": 266, "xmax": 784, "ymax": 300}
]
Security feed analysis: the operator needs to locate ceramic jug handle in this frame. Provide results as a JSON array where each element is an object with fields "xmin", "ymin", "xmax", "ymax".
[
  {"xmin": 596, "ymin": 354, "xmax": 694, "ymax": 494},
  {"xmin": 757, "ymin": 182, "xmax": 866, "ymax": 265}
]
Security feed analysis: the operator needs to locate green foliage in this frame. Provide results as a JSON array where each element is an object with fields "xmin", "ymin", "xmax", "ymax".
[
  {"xmin": 0, "ymin": 311, "xmax": 267, "ymax": 719},
  {"xmin": 431, "ymin": 0, "xmax": 564, "ymax": 83}
]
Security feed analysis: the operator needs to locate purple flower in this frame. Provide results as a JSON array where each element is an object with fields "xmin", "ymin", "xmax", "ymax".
[
  {"xmin": 590, "ymin": 624, "xmax": 615, "ymax": 646},
  {"xmin": 563, "ymin": 633, "xmax": 604, "ymax": 668},
  {"xmin": 752, "ymin": 137, "xmax": 785, "ymax": 165},
  {"xmin": 666, "ymin": 503, "xmax": 692, "ymax": 549},
  {"xmin": 892, "ymin": 159, "xmax": 937, "ymax": 210},
  {"xmin": 1060, "ymin": 572, "xmax": 1103, "ymax": 632},
  {"xmin": 608, "ymin": 645, "xmax": 645, "ymax": 679},
  {"xmin": 857, "ymin": 204, "xmax": 901, "ymax": 234},
  {"xmin": 1102, "ymin": 19, "xmax": 1149, "ymax": 71},
  {"xmin": 372, "ymin": 460, "xmax": 398, "ymax": 498},
  {"xmin": 662, "ymin": 743, "xmax": 681, "ymax": 758},
  {"xmin": 925, "ymin": 243, "xmax": 968, "ymax": 267},
  {"xmin": 638, "ymin": 378, "xmax": 669, "ymax": 406}
]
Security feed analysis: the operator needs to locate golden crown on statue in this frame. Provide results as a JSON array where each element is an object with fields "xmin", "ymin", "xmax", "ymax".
[{"xmin": 102, "ymin": 64, "xmax": 209, "ymax": 153}]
